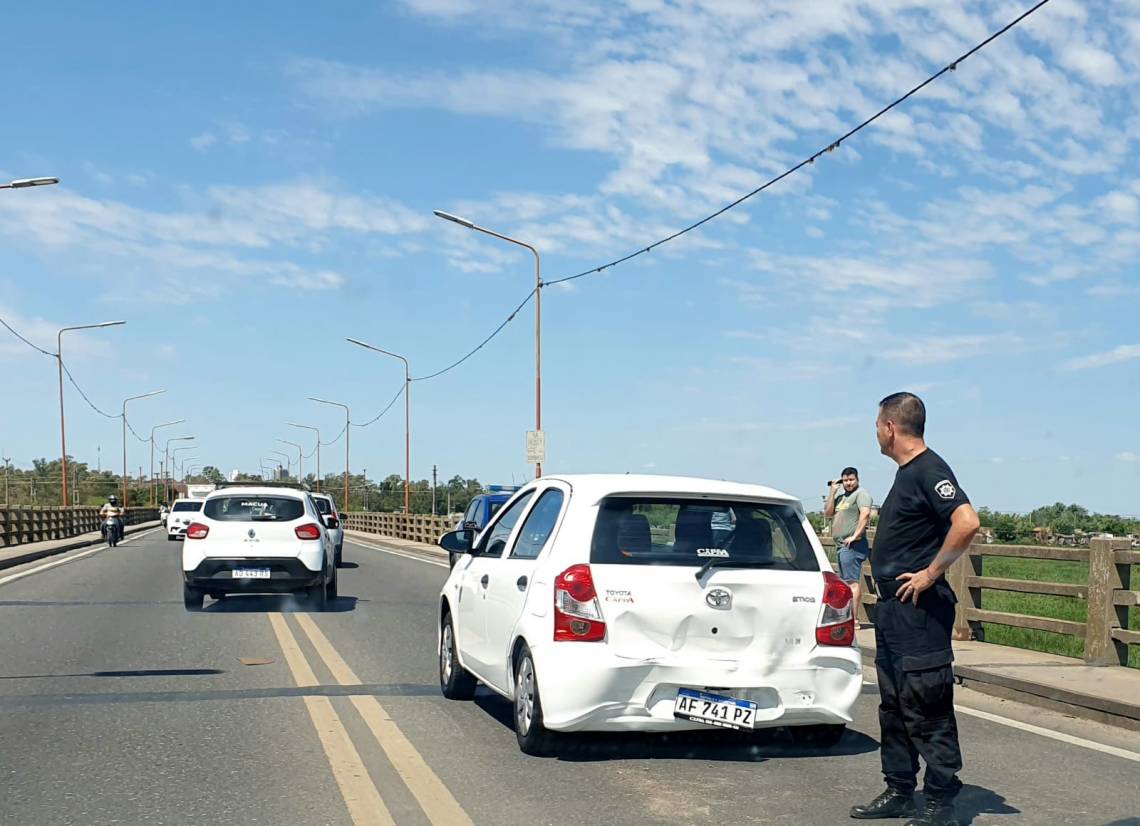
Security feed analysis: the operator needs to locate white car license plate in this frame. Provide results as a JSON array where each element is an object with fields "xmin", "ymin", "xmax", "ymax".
[
  {"xmin": 232, "ymin": 568, "xmax": 271, "ymax": 579},
  {"xmin": 674, "ymin": 688, "xmax": 757, "ymax": 730}
]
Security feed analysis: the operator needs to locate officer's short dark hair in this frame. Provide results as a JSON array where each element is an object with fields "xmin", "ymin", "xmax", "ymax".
[
  {"xmin": 841, "ymin": 466, "xmax": 859, "ymax": 479},
  {"xmin": 879, "ymin": 392, "xmax": 926, "ymax": 438}
]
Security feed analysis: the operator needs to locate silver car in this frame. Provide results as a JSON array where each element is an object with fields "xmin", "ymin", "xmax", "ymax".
[{"xmin": 310, "ymin": 492, "xmax": 345, "ymax": 566}]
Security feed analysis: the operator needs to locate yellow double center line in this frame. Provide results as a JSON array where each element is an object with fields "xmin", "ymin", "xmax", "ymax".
[{"xmin": 268, "ymin": 613, "xmax": 473, "ymax": 826}]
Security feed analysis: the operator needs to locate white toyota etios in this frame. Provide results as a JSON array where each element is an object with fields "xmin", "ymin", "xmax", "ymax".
[{"xmin": 437, "ymin": 475, "xmax": 862, "ymax": 755}]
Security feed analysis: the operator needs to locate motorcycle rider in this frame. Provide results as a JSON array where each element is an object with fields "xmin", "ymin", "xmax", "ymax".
[{"xmin": 99, "ymin": 495, "xmax": 126, "ymax": 542}]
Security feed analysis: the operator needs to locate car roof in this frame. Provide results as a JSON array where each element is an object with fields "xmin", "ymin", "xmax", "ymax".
[
  {"xmin": 534, "ymin": 474, "xmax": 800, "ymax": 504},
  {"xmin": 204, "ymin": 486, "xmax": 308, "ymax": 499},
  {"xmin": 310, "ymin": 492, "xmax": 333, "ymax": 501},
  {"xmin": 171, "ymin": 498, "xmax": 201, "ymax": 504}
]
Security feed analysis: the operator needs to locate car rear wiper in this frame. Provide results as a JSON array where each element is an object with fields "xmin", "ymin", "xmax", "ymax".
[{"xmin": 695, "ymin": 557, "xmax": 776, "ymax": 582}]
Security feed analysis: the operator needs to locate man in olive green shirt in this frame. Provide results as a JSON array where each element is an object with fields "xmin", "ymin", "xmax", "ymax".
[{"xmin": 824, "ymin": 466, "xmax": 873, "ymax": 614}]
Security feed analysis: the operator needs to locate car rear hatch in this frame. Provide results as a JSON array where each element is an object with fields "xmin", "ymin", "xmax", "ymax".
[
  {"xmin": 584, "ymin": 495, "xmax": 830, "ymax": 667},
  {"xmin": 199, "ymin": 493, "xmax": 314, "ymax": 558}
]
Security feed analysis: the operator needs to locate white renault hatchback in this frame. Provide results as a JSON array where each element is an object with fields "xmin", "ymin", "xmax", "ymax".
[
  {"xmin": 437, "ymin": 475, "xmax": 861, "ymax": 755},
  {"xmin": 181, "ymin": 484, "xmax": 338, "ymax": 612},
  {"xmin": 166, "ymin": 498, "xmax": 204, "ymax": 540}
]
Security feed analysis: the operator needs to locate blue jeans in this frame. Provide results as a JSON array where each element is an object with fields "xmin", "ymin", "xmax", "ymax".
[{"xmin": 837, "ymin": 538, "xmax": 870, "ymax": 583}]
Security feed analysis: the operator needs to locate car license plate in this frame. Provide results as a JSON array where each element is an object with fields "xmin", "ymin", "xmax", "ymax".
[
  {"xmin": 674, "ymin": 687, "xmax": 757, "ymax": 730},
  {"xmin": 231, "ymin": 568, "xmax": 271, "ymax": 579}
]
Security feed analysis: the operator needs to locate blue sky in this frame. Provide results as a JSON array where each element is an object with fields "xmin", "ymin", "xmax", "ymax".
[{"xmin": 1, "ymin": 0, "xmax": 1138, "ymax": 514}]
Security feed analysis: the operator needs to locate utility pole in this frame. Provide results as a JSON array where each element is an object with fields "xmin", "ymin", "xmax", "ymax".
[
  {"xmin": 432, "ymin": 465, "xmax": 438, "ymax": 516},
  {"xmin": 363, "ymin": 468, "xmax": 368, "ymax": 511},
  {"xmin": 2, "ymin": 455, "xmax": 9, "ymax": 506},
  {"xmin": 97, "ymin": 445, "xmax": 101, "ymax": 472}
]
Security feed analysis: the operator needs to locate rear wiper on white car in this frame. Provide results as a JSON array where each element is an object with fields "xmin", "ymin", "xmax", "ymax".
[{"xmin": 695, "ymin": 557, "xmax": 776, "ymax": 582}]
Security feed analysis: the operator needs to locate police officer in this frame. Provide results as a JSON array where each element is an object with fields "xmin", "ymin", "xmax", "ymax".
[{"xmin": 851, "ymin": 393, "xmax": 980, "ymax": 826}]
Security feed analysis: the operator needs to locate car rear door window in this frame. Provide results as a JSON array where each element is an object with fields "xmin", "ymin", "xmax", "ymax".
[
  {"xmin": 203, "ymin": 496, "xmax": 305, "ymax": 522},
  {"xmin": 313, "ymin": 498, "xmax": 332, "ymax": 515},
  {"xmin": 590, "ymin": 497, "xmax": 818, "ymax": 571},
  {"xmin": 172, "ymin": 501, "xmax": 202, "ymax": 512},
  {"xmin": 510, "ymin": 490, "xmax": 565, "ymax": 560}
]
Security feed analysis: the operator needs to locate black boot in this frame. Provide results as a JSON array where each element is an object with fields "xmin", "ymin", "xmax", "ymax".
[
  {"xmin": 850, "ymin": 788, "xmax": 917, "ymax": 819},
  {"xmin": 905, "ymin": 798, "xmax": 959, "ymax": 826}
]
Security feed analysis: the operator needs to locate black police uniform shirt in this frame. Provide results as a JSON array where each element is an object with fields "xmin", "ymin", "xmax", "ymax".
[{"xmin": 871, "ymin": 449, "xmax": 970, "ymax": 581}]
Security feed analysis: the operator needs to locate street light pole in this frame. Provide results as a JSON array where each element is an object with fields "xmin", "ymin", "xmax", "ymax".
[
  {"xmin": 345, "ymin": 338, "xmax": 411, "ymax": 513},
  {"xmin": 56, "ymin": 321, "xmax": 126, "ymax": 506},
  {"xmin": 309, "ymin": 398, "xmax": 351, "ymax": 512},
  {"xmin": 270, "ymin": 450, "xmax": 292, "ymax": 479},
  {"xmin": 287, "ymin": 423, "xmax": 321, "ymax": 492},
  {"xmin": 149, "ymin": 419, "xmax": 184, "ymax": 506},
  {"xmin": 434, "ymin": 210, "xmax": 543, "ymax": 477},
  {"xmin": 164, "ymin": 437, "xmax": 194, "ymax": 504},
  {"xmin": 261, "ymin": 457, "xmax": 282, "ymax": 481},
  {"xmin": 171, "ymin": 448, "xmax": 196, "ymax": 497},
  {"xmin": 122, "ymin": 390, "xmax": 164, "ymax": 506},
  {"xmin": 277, "ymin": 439, "xmax": 303, "ymax": 485}
]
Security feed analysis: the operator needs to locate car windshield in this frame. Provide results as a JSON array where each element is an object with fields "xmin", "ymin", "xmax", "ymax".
[
  {"xmin": 171, "ymin": 501, "xmax": 203, "ymax": 512},
  {"xmin": 203, "ymin": 495, "xmax": 305, "ymax": 522},
  {"xmin": 590, "ymin": 496, "xmax": 819, "ymax": 571}
]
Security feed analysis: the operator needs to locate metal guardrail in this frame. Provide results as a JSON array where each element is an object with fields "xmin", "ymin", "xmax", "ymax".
[
  {"xmin": 0, "ymin": 506, "xmax": 160, "ymax": 548},
  {"xmin": 824, "ymin": 536, "xmax": 1139, "ymax": 668}
]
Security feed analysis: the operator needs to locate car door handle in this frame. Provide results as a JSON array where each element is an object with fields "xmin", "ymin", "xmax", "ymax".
[
  {"xmin": 516, "ymin": 576, "xmax": 528, "ymax": 592},
  {"xmin": 480, "ymin": 574, "xmax": 489, "ymax": 588}
]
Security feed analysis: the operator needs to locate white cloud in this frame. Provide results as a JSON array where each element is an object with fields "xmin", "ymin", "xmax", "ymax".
[
  {"xmin": 190, "ymin": 132, "xmax": 217, "ymax": 151},
  {"xmin": 1060, "ymin": 344, "xmax": 1140, "ymax": 371},
  {"xmin": 1059, "ymin": 43, "xmax": 1124, "ymax": 86},
  {"xmin": 882, "ymin": 333, "xmax": 1024, "ymax": 366},
  {"xmin": 1116, "ymin": 451, "xmax": 1140, "ymax": 462}
]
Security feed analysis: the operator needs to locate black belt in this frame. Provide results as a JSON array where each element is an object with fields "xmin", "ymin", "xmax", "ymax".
[{"xmin": 872, "ymin": 578, "xmax": 904, "ymax": 601}]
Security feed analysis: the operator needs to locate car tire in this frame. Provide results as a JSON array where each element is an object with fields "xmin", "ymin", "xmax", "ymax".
[
  {"xmin": 789, "ymin": 724, "xmax": 846, "ymax": 748},
  {"xmin": 167, "ymin": 534, "xmax": 176, "ymax": 541},
  {"xmin": 325, "ymin": 563, "xmax": 338, "ymax": 602},
  {"xmin": 513, "ymin": 645, "xmax": 556, "ymax": 756},
  {"xmin": 306, "ymin": 578, "xmax": 328, "ymax": 611},
  {"xmin": 439, "ymin": 613, "xmax": 477, "ymax": 700},
  {"xmin": 183, "ymin": 584, "xmax": 204, "ymax": 612}
]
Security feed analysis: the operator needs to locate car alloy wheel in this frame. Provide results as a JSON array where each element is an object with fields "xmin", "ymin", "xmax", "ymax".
[
  {"xmin": 515, "ymin": 655, "xmax": 536, "ymax": 736},
  {"xmin": 441, "ymin": 623, "xmax": 455, "ymax": 684}
]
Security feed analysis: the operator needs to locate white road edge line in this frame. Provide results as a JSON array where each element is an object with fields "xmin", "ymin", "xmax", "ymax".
[
  {"xmin": 953, "ymin": 705, "xmax": 1140, "ymax": 763},
  {"xmin": 0, "ymin": 527, "xmax": 162, "ymax": 588},
  {"xmin": 346, "ymin": 538, "xmax": 449, "ymax": 568},
  {"xmin": 863, "ymin": 672, "xmax": 1140, "ymax": 762}
]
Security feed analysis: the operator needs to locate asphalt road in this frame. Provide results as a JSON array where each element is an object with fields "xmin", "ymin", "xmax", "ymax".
[{"xmin": 0, "ymin": 529, "xmax": 1137, "ymax": 826}]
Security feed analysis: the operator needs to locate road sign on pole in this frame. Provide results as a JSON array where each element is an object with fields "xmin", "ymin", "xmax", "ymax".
[{"xmin": 526, "ymin": 430, "xmax": 546, "ymax": 465}]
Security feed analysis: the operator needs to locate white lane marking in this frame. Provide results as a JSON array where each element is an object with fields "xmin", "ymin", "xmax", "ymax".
[
  {"xmin": 863, "ymin": 666, "xmax": 1140, "ymax": 762},
  {"xmin": 954, "ymin": 705, "xmax": 1140, "ymax": 763},
  {"xmin": 0, "ymin": 527, "xmax": 162, "ymax": 588},
  {"xmin": 346, "ymin": 537, "xmax": 449, "ymax": 569}
]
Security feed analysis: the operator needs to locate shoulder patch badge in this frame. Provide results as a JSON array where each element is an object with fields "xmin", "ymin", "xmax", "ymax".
[{"xmin": 935, "ymin": 479, "xmax": 956, "ymax": 500}]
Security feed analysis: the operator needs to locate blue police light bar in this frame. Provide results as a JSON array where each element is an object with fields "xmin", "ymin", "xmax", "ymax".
[{"xmin": 487, "ymin": 485, "xmax": 522, "ymax": 493}]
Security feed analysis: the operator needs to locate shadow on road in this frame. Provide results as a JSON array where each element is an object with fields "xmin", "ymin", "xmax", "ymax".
[
  {"xmin": 473, "ymin": 690, "xmax": 878, "ymax": 762},
  {"xmin": 201, "ymin": 594, "xmax": 359, "ymax": 613},
  {"xmin": 0, "ymin": 668, "xmax": 223, "ymax": 680},
  {"xmin": 338, "ymin": 561, "xmax": 360, "ymax": 570},
  {"xmin": 934, "ymin": 785, "xmax": 1020, "ymax": 824}
]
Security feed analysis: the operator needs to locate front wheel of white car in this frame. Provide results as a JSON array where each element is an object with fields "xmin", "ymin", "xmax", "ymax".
[
  {"xmin": 514, "ymin": 645, "xmax": 556, "ymax": 756},
  {"xmin": 439, "ymin": 613, "xmax": 477, "ymax": 700}
]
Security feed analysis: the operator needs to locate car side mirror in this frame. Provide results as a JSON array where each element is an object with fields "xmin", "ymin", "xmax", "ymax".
[
  {"xmin": 440, "ymin": 529, "xmax": 474, "ymax": 554},
  {"xmin": 324, "ymin": 515, "xmax": 340, "ymax": 530}
]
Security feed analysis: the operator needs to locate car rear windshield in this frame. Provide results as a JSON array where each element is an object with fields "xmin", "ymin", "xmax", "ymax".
[
  {"xmin": 590, "ymin": 497, "xmax": 819, "ymax": 571},
  {"xmin": 171, "ymin": 501, "xmax": 203, "ymax": 512},
  {"xmin": 203, "ymin": 495, "xmax": 305, "ymax": 522}
]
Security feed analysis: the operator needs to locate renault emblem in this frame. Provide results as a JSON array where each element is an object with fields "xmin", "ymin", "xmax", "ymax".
[
  {"xmin": 247, "ymin": 528, "xmax": 256, "ymax": 539},
  {"xmin": 706, "ymin": 588, "xmax": 732, "ymax": 610}
]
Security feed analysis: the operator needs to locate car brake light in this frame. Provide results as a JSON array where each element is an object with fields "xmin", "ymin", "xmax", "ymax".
[
  {"xmin": 186, "ymin": 523, "xmax": 209, "ymax": 540},
  {"xmin": 553, "ymin": 564, "xmax": 606, "ymax": 642},
  {"xmin": 295, "ymin": 523, "xmax": 322, "ymax": 540},
  {"xmin": 816, "ymin": 571, "xmax": 854, "ymax": 646}
]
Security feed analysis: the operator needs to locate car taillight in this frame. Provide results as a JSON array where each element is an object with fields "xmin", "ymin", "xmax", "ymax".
[
  {"xmin": 816, "ymin": 571, "xmax": 855, "ymax": 646},
  {"xmin": 553, "ymin": 564, "xmax": 606, "ymax": 642},
  {"xmin": 186, "ymin": 523, "xmax": 209, "ymax": 540},
  {"xmin": 295, "ymin": 523, "xmax": 322, "ymax": 540}
]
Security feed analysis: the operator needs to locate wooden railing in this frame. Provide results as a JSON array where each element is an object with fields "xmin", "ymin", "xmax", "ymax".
[
  {"xmin": 0, "ymin": 506, "xmax": 160, "ymax": 548},
  {"xmin": 824, "ymin": 536, "xmax": 1140, "ymax": 667},
  {"xmin": 342, "ymin": 512, "xmax": 457, "ymax": 546}
]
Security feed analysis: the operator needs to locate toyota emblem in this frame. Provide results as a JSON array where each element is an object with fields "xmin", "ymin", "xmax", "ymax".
[{"xmin": 705, "ymin": 588, "xmax": 732, "ymax": 609}]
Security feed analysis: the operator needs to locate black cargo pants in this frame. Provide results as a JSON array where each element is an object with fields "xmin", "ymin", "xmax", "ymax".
[{"xmin": 874, "ymin": 579, "xmax": 963, "ymax": 801}]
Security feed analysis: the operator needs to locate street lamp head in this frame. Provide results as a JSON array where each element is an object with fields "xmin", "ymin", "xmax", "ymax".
[
  {"xmin": 433, "ymin": 209, "xmax": 475, "ymax": 229},
  {"xmin": 7, "ymin": 177, "xmax": 60, "ymax": 189},
  {"xmin": 96, "ymin": 320, "xmax": 126, "ymax": 329}
]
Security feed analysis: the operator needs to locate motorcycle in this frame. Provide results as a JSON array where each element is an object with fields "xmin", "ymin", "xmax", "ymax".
[{"xmin": 102, "ymin": 516, "xmax": 123, "ymax": 547}]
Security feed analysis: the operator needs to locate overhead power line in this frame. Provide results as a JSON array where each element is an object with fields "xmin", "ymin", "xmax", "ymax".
[
  {"xmin": 0, "ymin": 315, "xmax": 54, "ymax": 357},
  {"xmin": 61, "ymin": 362, "xmax": 119, "ymax": 419},
  {"xmin": 416, "ymin": 0, "xmax": 1054, "ymax": 375},
  {"xmin": 353, "ymin": 383, "xmax": 406, "ymax": 428},
  {"xmin": 320, "ymin": 422, "xmax": 348, "ymax": 446}
]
